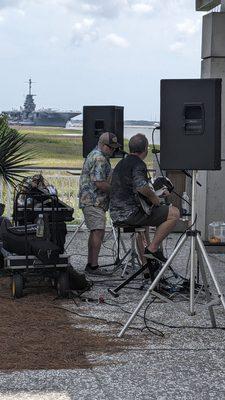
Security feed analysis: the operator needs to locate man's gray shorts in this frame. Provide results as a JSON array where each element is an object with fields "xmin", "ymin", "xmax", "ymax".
[{"xmin": 82, "ymin": 206, "xmax": 106, "ymax": 231}]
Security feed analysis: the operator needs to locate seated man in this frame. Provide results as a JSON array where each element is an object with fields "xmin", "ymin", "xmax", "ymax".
[{"xmin": 109, "ymin": 133, "xmax": 180, "ymax": 265}]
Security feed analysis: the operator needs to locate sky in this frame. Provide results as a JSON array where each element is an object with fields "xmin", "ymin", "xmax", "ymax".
[{"xmin": 0, "ymin": 0, "xmax": 210, "ymax": 120}]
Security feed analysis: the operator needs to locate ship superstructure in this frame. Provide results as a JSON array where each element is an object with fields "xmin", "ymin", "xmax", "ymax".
[{"xmin": 2, "ymin": 79, "xmax": 81, "ymax": 127}]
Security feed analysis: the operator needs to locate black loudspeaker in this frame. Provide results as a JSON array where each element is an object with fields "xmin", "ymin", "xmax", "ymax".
[
  {"xmin": 83, "ymin": 105, "xmax": 124, "ymax": 158},
  {"xmin": 160, "ymin": 79, "xmax": 221, "ymax": 170}
]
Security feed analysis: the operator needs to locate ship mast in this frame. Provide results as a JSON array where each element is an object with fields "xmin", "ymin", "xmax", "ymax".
[
  {"xmin": 28, "ymin": 78, "xmax": 32, "ymax": 95},
  {"xmin": 23, "ymin": 78, "xmax": 36, "ymax": 117}
]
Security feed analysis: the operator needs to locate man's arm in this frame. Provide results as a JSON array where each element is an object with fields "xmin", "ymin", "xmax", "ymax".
[
  {"xmin": 90, "ymin": 154, "xmax": 111, "ymax": 192},
  {"xmin": 137, "ymin": 185, "xmax": 160, "ymax": 206},
  {"xmin": 95, "ymin": 181, "xmax": 111, "ymax": 192},
  {"xmin": 133, "ymin": 162, "xmax": 160, "ymax": 206}
]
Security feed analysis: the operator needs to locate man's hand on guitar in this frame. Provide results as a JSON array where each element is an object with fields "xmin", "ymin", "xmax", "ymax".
[
  {"xmin": 137, "ymin": 186, "xmax": 160, "ymax": 206},
  {"xmin": 160, "ymin": 189, "xmax": 170, "ymax": 198}
]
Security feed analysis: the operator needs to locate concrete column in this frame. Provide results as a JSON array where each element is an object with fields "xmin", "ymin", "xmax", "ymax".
[{"xmin": 197, "ymin": 12, "xmax": 225, "ymax": 239}]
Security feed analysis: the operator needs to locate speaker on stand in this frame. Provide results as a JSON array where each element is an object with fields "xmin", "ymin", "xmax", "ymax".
[
  {"xmin": 82, "ymin": 105, "xmax": 124, "ymax": 158},
  {"xmin": 160, "ymin": 78, "xmax": 221, "ymax": 170},
  {"xmin": 117, "ymin": 79, "xmax": 225, "ymax": 337}
]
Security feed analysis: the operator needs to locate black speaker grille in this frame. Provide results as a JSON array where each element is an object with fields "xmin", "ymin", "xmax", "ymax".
[
  {"xmin": 83, "ymin": 106, "xmax": 124, "ymax": 158},
  {"xmin": 160, "ymin": 79, "xmax": 221, "ymax": 170}
]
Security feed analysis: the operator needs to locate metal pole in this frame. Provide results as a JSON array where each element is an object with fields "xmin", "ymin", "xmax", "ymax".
[
  {"xmin": 65, "ymin": 219, "xmax": 85, "ymax": 249},
  {"xmin": 221, "ymin": 0, "xmax": 225, "ymax": 11},
  {"xmin": 118, "ymin": 234, "xmax": 187, "ymax": 337},
  {"xmin": 190, "ymin": 170, "xmax": 197, "ymax": 315},
  {"xmin": 0, "ymin": 177, "xmax": 3, "ymax": 203},
  {"xmin": 196, "ymin": 246, "xmax": 217, "ymax": 327},
  {"xmin": 197, "ymin": 233, "xmax": 225, "ymax": 310}
]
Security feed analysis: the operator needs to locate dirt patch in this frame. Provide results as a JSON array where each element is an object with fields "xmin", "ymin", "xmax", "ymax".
[{"xmin": 0, "ymin": 277, "xmax": 130, "ymax": 371}]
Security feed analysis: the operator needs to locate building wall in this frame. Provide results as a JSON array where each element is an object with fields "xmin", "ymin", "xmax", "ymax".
[{"xmin": 197, "ymin": 12, "xmax": 225, "ymax": 239}]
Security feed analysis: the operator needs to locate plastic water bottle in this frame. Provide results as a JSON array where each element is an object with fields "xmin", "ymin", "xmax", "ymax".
[
  {"xmin": 36, "ymin": 214, "xmax": 45, "ymax": 238},
  {"xmin": 181, "ymin": 192, "xmax": 190, "ymax": 220}
]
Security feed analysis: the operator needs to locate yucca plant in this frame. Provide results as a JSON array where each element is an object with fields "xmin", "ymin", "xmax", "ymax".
[{"xmin": 0, "ymin": 115, "xmax": 35, "ymax": 186}]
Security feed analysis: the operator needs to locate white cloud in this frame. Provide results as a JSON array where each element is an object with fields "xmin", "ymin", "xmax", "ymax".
[
  {"xmin": 177, "ymin": 18, "xmax": 200, "ymax": 35},
  {"xmin": 49, "ymin": 36, "xmax": 59, "ymax": 45},
  {"xmin": 0, "ymin": 0, "xmax": 202, "ymax": 119},
  {"xmin": 169, "ymin": 41, "xmax": 185, "ymax": 52},
  {"xmin": 0, "ymin": 1, "xmax": 25, "ymax": 21},
  {"xmin": 104, "ymin": 33, "xmax": 130, "ymax": 47},
  {"xmin": 81, "ymin": 3, "xmax": 100, "ymax": 13},
  {"xmin": 16, "ymin": 8, "xmax": 25, "ymax": 16},
  {"xmin": 79, "ymin": 0, "xmax": 128, "ymax": 18},
  {"xmin": 71, "ymin": 18, "xmax": 99, "ymax": 46},
  {"xmin": 0, "ymin": 0, "xmax": 23, "ymax": 8},
  {"xmin": 131, "ymin": 2, "xmax": 154, "ymax": 14}
]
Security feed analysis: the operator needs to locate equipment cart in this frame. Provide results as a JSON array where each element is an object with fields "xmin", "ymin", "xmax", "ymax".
[
  {"xmin": 1, "ymin": 247, "xmax": 70, "ymax": 298},
  {"xmin": 1, "ymin": 187, "xmax": 74, "ymax": 299}
]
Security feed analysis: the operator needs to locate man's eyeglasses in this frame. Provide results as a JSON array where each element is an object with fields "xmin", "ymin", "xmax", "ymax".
[{"xmin": 105, "ymin": 144, "xmax": 115, "ymax": 150}]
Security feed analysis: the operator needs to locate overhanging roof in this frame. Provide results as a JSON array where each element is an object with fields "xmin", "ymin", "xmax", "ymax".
[{"xmin": 196, "ymin": 0, "xmax": 221, "ymax": 10}]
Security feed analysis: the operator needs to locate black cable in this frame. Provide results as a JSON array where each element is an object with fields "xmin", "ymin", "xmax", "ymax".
[
  {"xmin": 53, "ymin": 304, "xmax": 142, "ymax": 332},
  {"xmin": 143, "ymin": 297, "xmax": 164, "ymax": 337},
  {"xmin": 101, "ymin": 239, "xmax": 117, "ymax": 260},
  {"xmin": 145, "ymin": 316, "xmax": 225, "ymax": 331},
  {"xmin": 172, "ymin": 188, "xmax": 191, "ymax": 207},
  {"xmin": 64, "ymin": 293, "xmax": 165, "ymax": 337},
  {"xmin": 67, "ymin": 284, "xmax": 223, "ymax": 335},
  {"xmin": 104, "ymin": 299, "xmax": 164, "ymax": 337},
  {"xmin": 101, "ymin": 299, "xmax": 131, "ymax": 306},
  {"xmin": 143, "ymin": 298, "xmax": 225, "ymax": 331},
  {"xmin": 68, "ymin": 252, "xmax": 114, "ymax": 258},
  {"xmin": 172, "ymin": 213, "xmax": 197, "ymax": 251},
  {"xmin": 208, "ymin": 254, "xmax": 225, "ymax": 265}
]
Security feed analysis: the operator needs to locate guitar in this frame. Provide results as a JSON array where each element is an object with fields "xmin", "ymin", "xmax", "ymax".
[
  {"xmin": 137, "ymin": 185, "xmax": 168, "ymax": 216},
  {"xmin": 137, "ymin": 192, "xmax": 153, "ymax": 215}
]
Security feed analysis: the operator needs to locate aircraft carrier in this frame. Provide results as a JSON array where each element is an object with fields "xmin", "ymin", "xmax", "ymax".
[{"xmin": 2, "ymin": 79, "xmax": 81, "ymax": 127}]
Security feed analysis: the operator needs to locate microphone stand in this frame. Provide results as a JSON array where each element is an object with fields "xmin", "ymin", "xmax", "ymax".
[{"xmin": 182, "ymin": 169, "xmax": 201, "ymax": 187}]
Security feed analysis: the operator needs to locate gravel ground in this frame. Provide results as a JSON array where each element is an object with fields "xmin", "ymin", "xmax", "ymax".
[{"xmin": 1, "ymin": 228, "xmax": 225, "ymax": 399}]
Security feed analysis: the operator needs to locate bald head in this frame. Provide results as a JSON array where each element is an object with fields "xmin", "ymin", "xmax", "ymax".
[{"xmin": 129, "ymin": 134, "xmax": 148, "ymax": 154}]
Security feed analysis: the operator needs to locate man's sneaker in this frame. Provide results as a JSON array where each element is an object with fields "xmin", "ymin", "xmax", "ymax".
[
  {"xmin": 147, "ymin": 259, "xmax": 163, "ymax": 281},
  {"xmin": 85, "ymin": 264, "xmax": 109, "ymax": 276},
  {"xmin": 144, "ymin": 248, "xmax": 167, "ymax": 263},
  {"xmin": 143, "ymin": 265, "xmax": 150, "ymax": 280}
]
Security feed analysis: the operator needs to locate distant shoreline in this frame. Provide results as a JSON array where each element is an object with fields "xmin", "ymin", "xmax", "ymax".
[
  {"xmin": 10, "ymin": 120, "xmax": 159, "ymax": 130},
  {"xmin": 12, "ymin": 123, "xmax": 160, "ymax": 143}
]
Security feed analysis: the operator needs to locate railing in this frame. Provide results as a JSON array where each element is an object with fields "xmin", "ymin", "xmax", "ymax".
[{"xmin": 1, "ymin": 167, "xmax": 156, "ymax": 225}]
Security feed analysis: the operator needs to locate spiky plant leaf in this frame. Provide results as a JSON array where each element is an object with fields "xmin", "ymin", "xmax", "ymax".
[{"xmin": 0, "ymin": 115, "xmax": 35, "ymax": 186}]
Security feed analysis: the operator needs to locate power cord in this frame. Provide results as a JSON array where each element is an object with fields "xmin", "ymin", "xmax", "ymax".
[
  {"xmin": 143, "ymin": 299, "xmax": 225, "ymax": 330},
  {"xmin": 143, "ymin": 297, "xmax": 164, "ymax": 337},
  {"xmin": 53, "ymin": 304, "xmax": 142, "ymax": 332}
]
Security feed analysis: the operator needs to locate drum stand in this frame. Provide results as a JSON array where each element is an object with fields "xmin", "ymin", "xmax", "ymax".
[{"xmin": 118, "ymin": 171, "xmax": 225, "ymax": 337}]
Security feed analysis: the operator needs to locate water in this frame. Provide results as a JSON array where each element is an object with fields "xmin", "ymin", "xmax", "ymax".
[
  {"xmin": 124, "ymin": 125, "xmax": 160, "ymax": 145},
  {"xmin": 66, "ymin": 123, "xmax": 160, "ymax": 145}
]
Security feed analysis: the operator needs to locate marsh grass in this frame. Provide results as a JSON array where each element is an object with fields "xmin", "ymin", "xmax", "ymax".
[{"xmin": 17, "ymin": 126, "xmax": 158, "ymax": 168}]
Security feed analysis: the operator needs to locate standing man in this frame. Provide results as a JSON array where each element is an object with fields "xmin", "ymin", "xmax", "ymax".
[
  {"xmin": 79, "ymin": 132, "xmax": 121, "ymax": 275},
  {"xmin": 110, "ymin": 133, "xmax": 180, "ymax": 268}
]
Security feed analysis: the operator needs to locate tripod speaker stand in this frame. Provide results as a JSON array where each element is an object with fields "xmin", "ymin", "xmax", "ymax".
[{"xmin": 118, "ymin": 171, "xmax": 225, "ymax": 337}]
